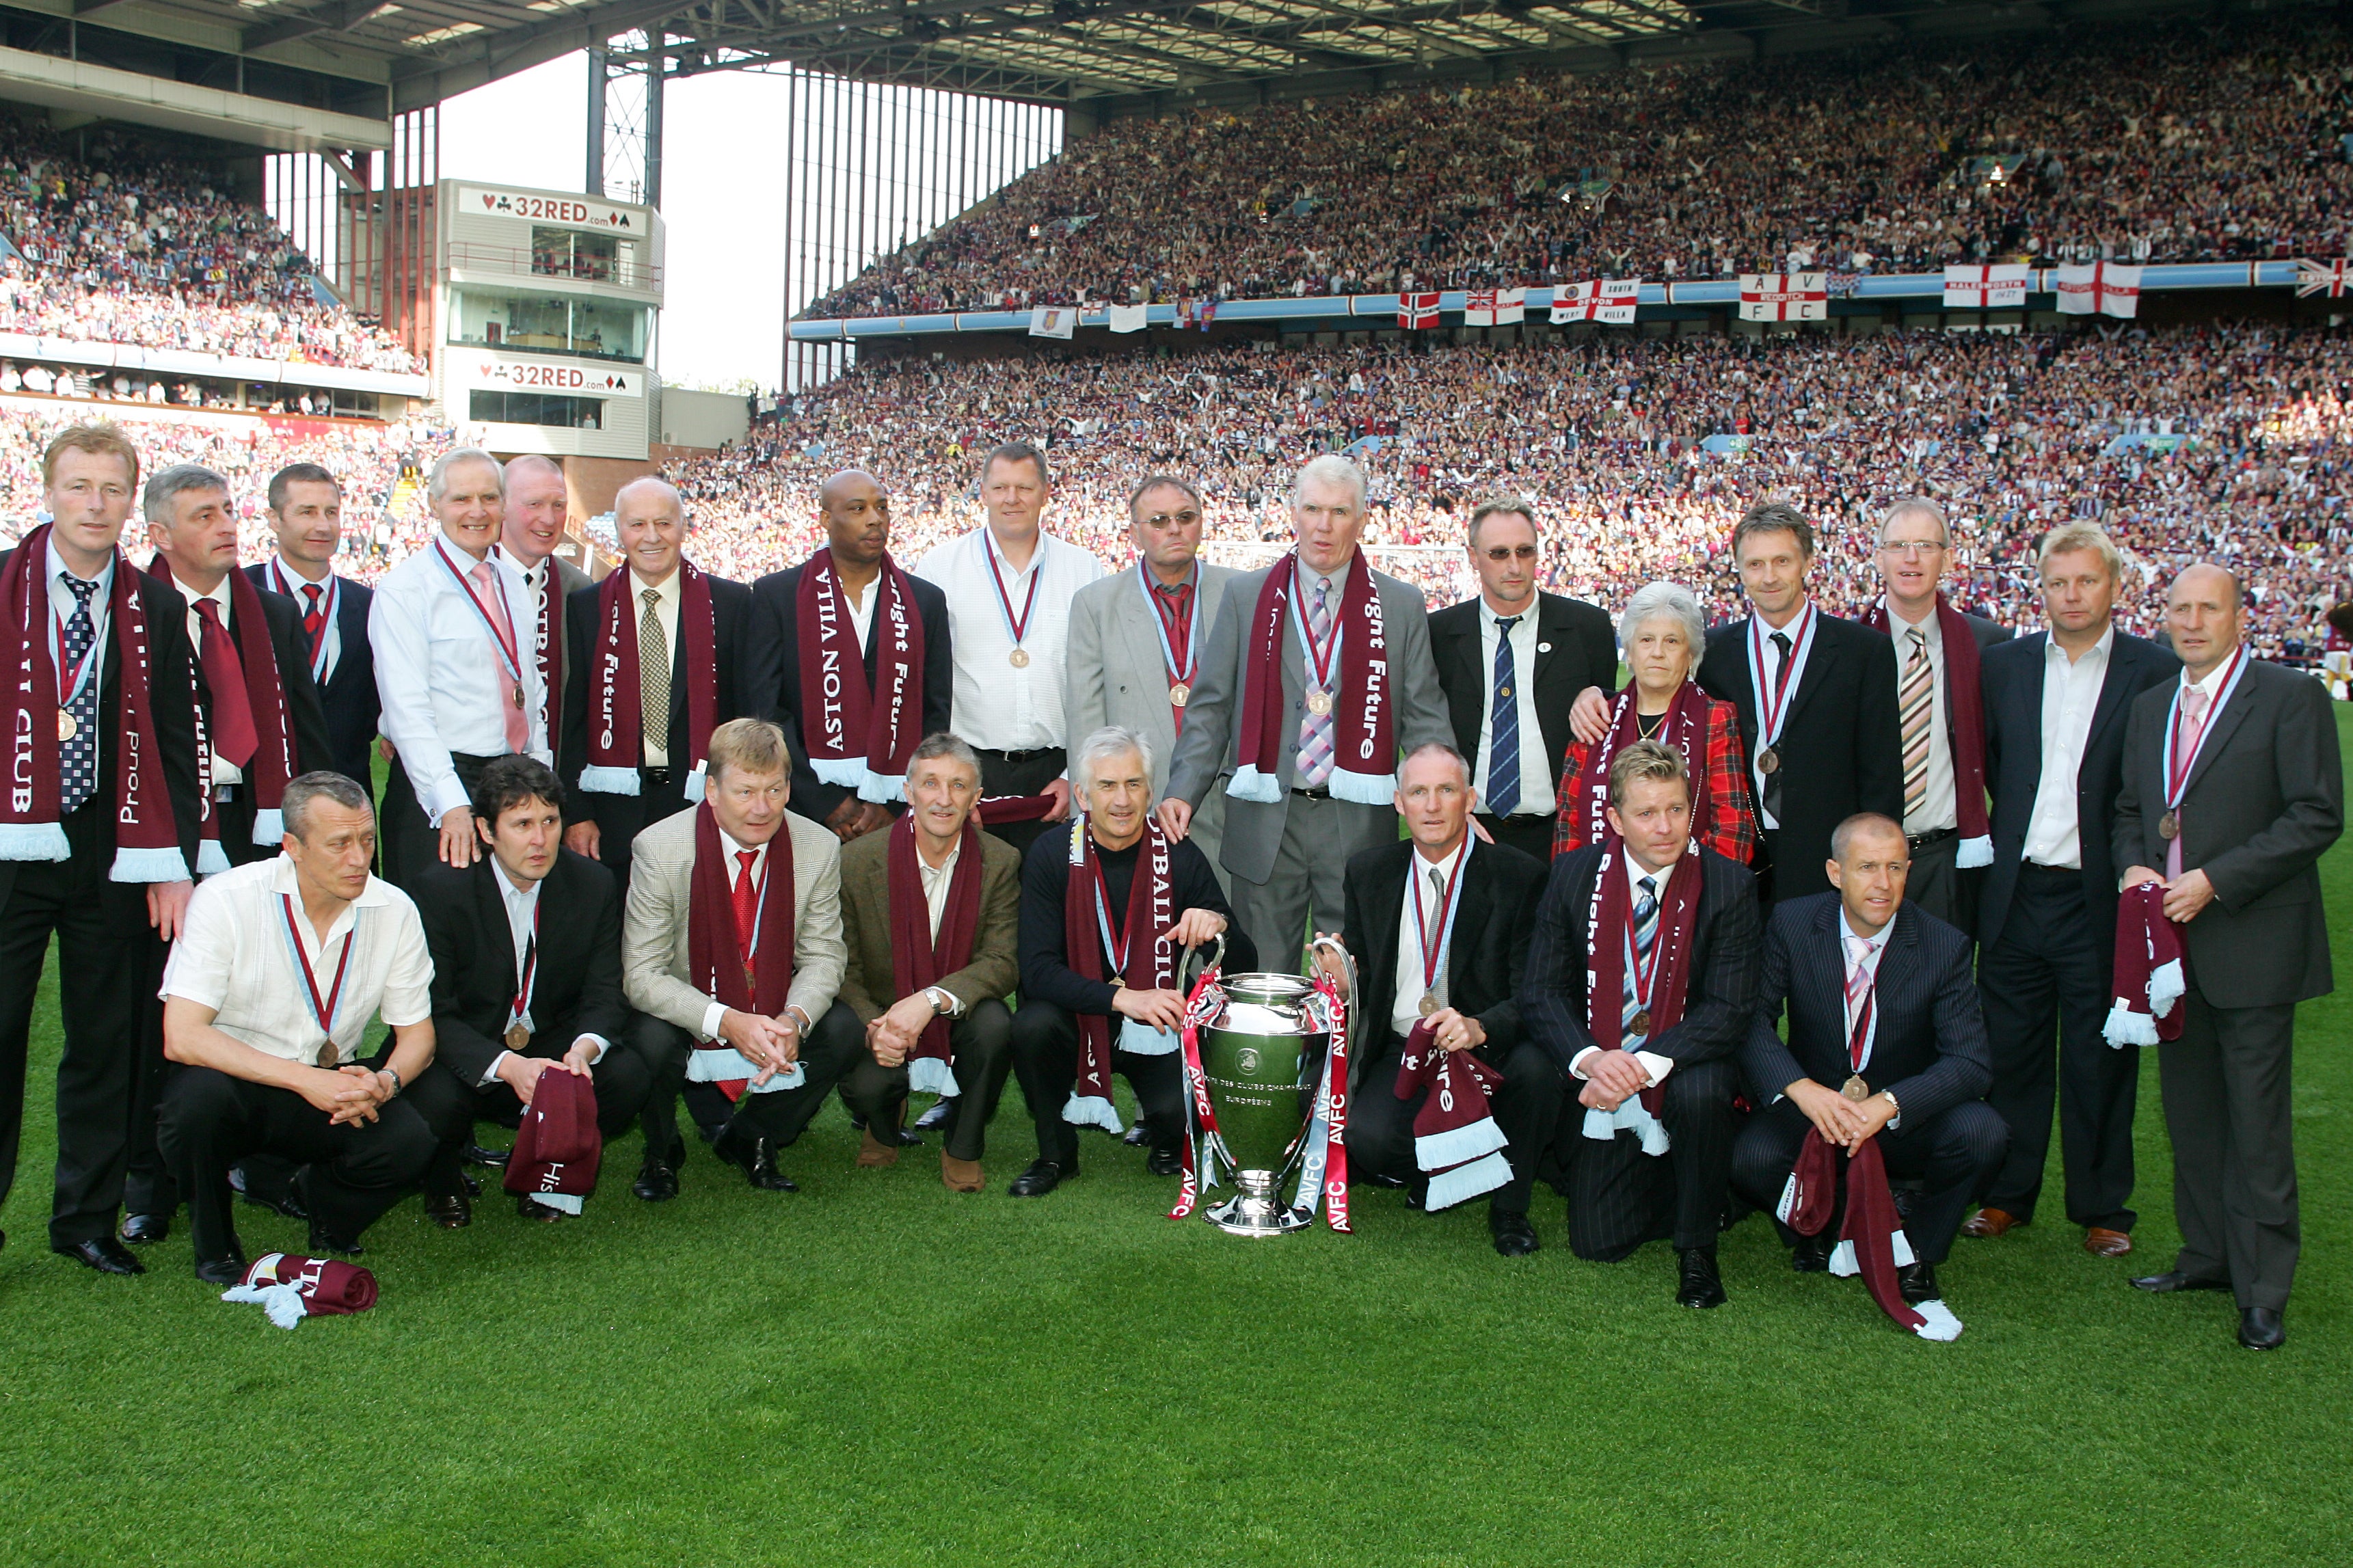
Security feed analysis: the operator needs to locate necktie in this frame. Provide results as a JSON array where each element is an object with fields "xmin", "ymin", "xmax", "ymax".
[
  {"xmin": 639, "ymin": 589, "xmax": 670, "ymax": 757},
  {"xmin": 1899, "ymin": 627, "xmax": 1934, "ymax": 822},
  {"xmin": 57, "ymin": 573, "xmax": 101, "ymax": 815},
  {"xmin": 1489, "ymin": 615, "xmax": 1523, "ymax": 814},
  {"xmin": 1155, "ymin": 581, "xmax": 1194, "ymax": 668},
  {"xmin": 1425, "ymin": 864, "xmax": 1451, "ymax": 1009},
  {"xmin": 193, "ymin": 599, "xmax": 258, "ymax": 768},
  {"xmin": 1296, "ymin": 575, "xmax": 1336, "ymax": 787},
  {"xmin": 472, "ymin": 560, "xmax": 530, "ymax": 754},
  {"xmin": 2167, "ymin": 686, "xmax": 2211, "ymax": 879},
  {"xmin": 732, "ymin": 849, "xmax": 761, "ymax": 973},
  {"xmin": 1623, "ymin": 874, "xmax": 1658, "ymax": 1040},
  {"xmin": 1762, "ymin": 631, "xmax": 1792, "ymax": 820},
  {"xmin": 1844, "ymin": 934, "xmax": 1876, "ymax": 1064},
  {"xmin": 300, "ymin": 583, "xmax": 326, "ymax": 658}
]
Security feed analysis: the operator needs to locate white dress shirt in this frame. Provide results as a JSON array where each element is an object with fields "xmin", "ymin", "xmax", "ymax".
[
  {"xmin": 172, "ymin": 571, "xmax": 243, "ymax": 788},
  {"xmin": 840, "ymin": 571, "xmax": 878, "ymax": 651},
  {"xmin": 913, "ymin": 837, "xmax": 969, "ymax": 1017},
  {"xmin": 370, "ymin": 532, "xmax": 550, "ymax": 824},
  {"xmin": 159, "ymin": 854, "xmax": 432, "ymax": 1066},
  {"xmin": 483, "ymin": 864, "xmax": 609, "ymax": 1085},
  {"xmin": 631, "ymin": 567, "xmax": 684, "ymax": 766},
  {"xmin": 266, "ymin": 556, "xmax": 342, "ymax": 682},
  {"xmin": 1886, "ymin": 598, "xmax": 1954, "ymax": 834},
  {"xmin": 1746, "ymin": 601, "xmax": 1818, "ymax": 831},
  {"xmin": 2023, "ymin": 626, "xmax": 2114, "ymax": 868},
  {"xmin": 1473, "ymin": 599, "xmax": 1552, "ymax": 817},
  {"xmin": 913, "ymin": 528, "xmax": 1103, "ymax": 751},
  {"xmin": 46, "ymin": 537, "xmax": 111, "ymax": 699},
  {"xmin": 1390, "ymin": 835, "xmax": 1469, "ymax": 1038}
]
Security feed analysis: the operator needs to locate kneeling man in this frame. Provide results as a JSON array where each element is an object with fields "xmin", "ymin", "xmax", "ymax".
[
  {"xmin": 1317, "ymin": 744, "xmax": 1555, "ymax": 1255},
  {"xmin": 406, "ymin": 757, "xmax": 650, "ymax": 1224},
  {"xmin": 622, "ymin": 718, "xmax": 857, "ymax": 1197},
  {"xmin": 1009, "ymin": 727, "xmax": 1253, "ymax": 1197},
  {"xmin": 1731, "ymin": 813, "xmax": 2006, "ymax": 1310},
  {"xmin": 157, "ymin": 772, "xmax": 438, "ymax": 1280},
  {"xmin": 1522, "ymin": 741, "xmax": 1760, "ymax": 1306},
  {"xmin": 814, "ymin": 733, "xmax": 1021, "ymax": 1189}
]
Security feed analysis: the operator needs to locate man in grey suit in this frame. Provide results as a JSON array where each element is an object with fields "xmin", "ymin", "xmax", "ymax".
[
  {"xmin": 2116, "ymin": 564, "xmax": 2342, "ymax": 1351},
  {"xmin": 1159, "ymin": 453, "xmax": 1453, "ymax": 972},
  {"xmin": 1066, "ymin": 474, "xmax": 1242, "ymax": 891}
]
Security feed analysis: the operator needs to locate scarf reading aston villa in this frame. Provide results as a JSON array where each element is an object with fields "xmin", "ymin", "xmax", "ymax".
[
  {"xmin": 1062, "ymin": 815, "xmax": 1174, "ymax": 1133},
  {"xmin": 1574, "ymin": 680, "xmax": 1714, "ymax": 851},
  {"xmin": 795, "ymin": 548, "xmax": 926, "ymax": 804},
  {"xmin": 686, "ymin": 801, "xmax": 796, "ymax": 1100},
  {"xmin": 1862, "ymin": 592, "xmax": 1991, "ymax": 867},
  {"xmin": 1227, "ymin": 550, "xmax": 1395, "ymax": 807},
  {"xmin": 504, "ymin": 1065, "xmax": 602, "ymax": 1215},
  {"xmin": 888, "ymin": 811, "xmax": 986, "ymax": 1096},
  {"xmin": 578, "ymin": 560, "xmax": 718, "ymax": 801}
]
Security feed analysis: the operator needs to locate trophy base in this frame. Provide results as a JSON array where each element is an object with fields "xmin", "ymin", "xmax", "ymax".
[{"xmin": 1202, "ymin": 1172, "xmax": 1311, "ymax": 1236}]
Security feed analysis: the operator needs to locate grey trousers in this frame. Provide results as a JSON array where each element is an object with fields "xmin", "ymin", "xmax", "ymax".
[
  {"xmin": 1226, "ymin": 792, "xmax": 1396, "ymax": 975},
  {"xmin": 2158, "ymin": 982, "xmax": 2300, "ymax": 1310}
]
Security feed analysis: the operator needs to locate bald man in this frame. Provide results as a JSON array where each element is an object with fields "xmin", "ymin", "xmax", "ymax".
[
  {"xmin": 559, "ymin": 476, "xmax": 754, "ymax": 892},
  {"xmin": 744, "ymin": 468, "xmax": 952, "ymax": 841},
  {"xmin": 501, "ymin": 455, "xmax": 593, "ymax": 755}
]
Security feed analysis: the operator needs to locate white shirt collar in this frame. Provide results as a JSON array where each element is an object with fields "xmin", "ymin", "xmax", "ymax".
[
  {"xmin": 1842, "ymin": 910, "xmax": 1896, "ymax": 958},
  {"xmin": 630, "ymin": 567, "xmax": 682, "ymax": 606},
  {"xmin": 1885, "ymin": 594, "xmax": 1940, "ymax": 636},
  {"xmin": 266, "ymin": 852, "xmax": 394, "ymax": 910},
  {"xmin": 272, "ymin": 554, "xmax": 332, "ymax": 590},
  {"xmin": 715, "ymin": 826, "xmax": 772, "ymax": 870},
  {"xmin": 2047, "ymin": 624, "xmax": 2116, "ymax": 664},
  {"xmin": 1409, "ymin": 833, "xmax": 1469, "ymax": 887},
  {"xmin": 172, "ymin": 571, "xmax": 232, "ymax": 617},
  {"xmin": 917, "ymin": 839, "xmax": 961, "ymax": 880},
  {"xmin": 45, "ymin": 537, "xmax": 113, "ymax": 594},
  {"xmin": 1482, "ymin": 596, "xmax": 1537, "ymax": 630},
  {"xmin": 2181, "ymin": 646, "xmax": 2242, "ymax": 696},
  {"xmin": 1624, "ymin": 845, "xmax": 1682, "ymax": 896}
]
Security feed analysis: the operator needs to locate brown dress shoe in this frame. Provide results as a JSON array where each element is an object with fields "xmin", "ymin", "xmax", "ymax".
[
  {"xmin": 857, "ymin": 1126, "xmax": 901, "ymax": 1168},
  {"xmin": 1961, "ymin": 1207, "xmax": 2020, "ymax": 1239},
  {"xmin": 941, "ymin": 1152, "xmax": 984, "ymax": 1193},
  {"xmin": 2083, "ymin": 1226, "xmax": 2134, "ymax": 1258},
  {"xmin": 425, "ymin": 1191, "xmax": 472, "ymax": 1230}
]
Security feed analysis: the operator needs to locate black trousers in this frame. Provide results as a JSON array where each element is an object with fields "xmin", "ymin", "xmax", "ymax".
[
  {"xmin": 1900, "ymin": 830, "xmax": 1973, "ymax": 934},
  {"xmin": 1980, "ymin": 864, "xmax": 2138, "ymax": 1230},
  {"xmin": 573, "ymin": 766, "xmax": 696, "ymax": 895},
  {"xmin": 1731, "ymin": 1096, "xmax": 2008, "ymax": 1265},
  {"xmin": 2158, "ymin": 979, "xmax": 2300, "ymax": 1311},
  {"xmin": 0, "ymin": 802, "xmax": 164, "ymax": 1247},
  {"xmin": 1350, "ymin": 1036, "xmax": 1565, "ymax": 1216},
  {"xmin": 405, "ymin": 1041, "xmax": 658, "ymax": 1200},
  {"xmin": 1561, "ymin": 1057, "xmax": 1743, "ymax": 1258},
  {"xmin": 157, "ymin": 1064, "xmax": 439, "ymax": 1261},
  {"xmin": 1473, "ymin": 812, "xmax": 1556, "ymax": 866},
  {"xmin": 633, "ymin": 1005, "xmax": 863, "ymax": 1166},
  {"xmin": 973, "ymin": 747, "xmax": 1066, "ymax": 861},
  {"xmin": 381, "ymin": 751, "xmax": 496, "ymax": 893},
  {"xmin": 1009, "ymin": 999, "xmax": 1183, "ymax": 1165},
  {"xmin": 823, "ymin": 999, "xmax": 1014, "ymax": 1162}
]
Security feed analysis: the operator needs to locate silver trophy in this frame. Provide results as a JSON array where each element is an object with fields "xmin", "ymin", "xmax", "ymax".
[{"xmin": 1187, "ymin": 936, "xmax": 1348, "ymax": 1236}]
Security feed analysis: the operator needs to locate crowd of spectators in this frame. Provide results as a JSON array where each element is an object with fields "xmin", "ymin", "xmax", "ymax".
[
  {"xmin": 0, "ymin": 122, "xmax": 421, "ymax": 373},
  {"xmin": 812, "ymin": 16, "xmax": 2353, "ymax": 319}
]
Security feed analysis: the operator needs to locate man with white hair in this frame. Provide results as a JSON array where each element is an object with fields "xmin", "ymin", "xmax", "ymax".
[
  {"xmin": 1008, "ymin": 727, "xmax": 1253, "ymax": 1198},
  {"xmin": 371, "ymin": 448, "xmax": 550, "ymax": 889},
  {"xmin": 500, "ymin": 454, "xmax": 593, "ymax": 755},
  {"xmin": 1161, "ymin": 452, "xmax": 1453, "ymax": 971}
]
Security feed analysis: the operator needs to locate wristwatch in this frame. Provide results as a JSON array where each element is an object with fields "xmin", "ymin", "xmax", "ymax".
[
  {"xmin": 1877, "ymin": 1088, "xmax": 1900, "ymax": 1126},
  {"xmin": 380, "ymin": 1066, "xmax": 403, "ymax": 1098},
  {"xmin": 925, "ymin": 986, "xmax": 955, "ymax": 1017}
]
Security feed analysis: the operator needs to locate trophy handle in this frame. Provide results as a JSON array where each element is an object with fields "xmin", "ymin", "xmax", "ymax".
[
  {"xmin": 1306, "ymin": 932, "xmax": 1356, "ymax": 1000},
  {"xmin": 1182, "ymin": 932, "xmax": 1226, "ymax": 988}
]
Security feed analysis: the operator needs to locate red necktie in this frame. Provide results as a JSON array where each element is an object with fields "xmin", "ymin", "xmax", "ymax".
[
  {"xmin": 193, "ymin": 599, "xmax": 258, "ymax": 766},
  {"xmin": 732, "ymin": 849, "xmax": 760, "ymax": 963},
  {"xmin": 301, "ymin": 583, "xmax": 327, "ymax": 658}
]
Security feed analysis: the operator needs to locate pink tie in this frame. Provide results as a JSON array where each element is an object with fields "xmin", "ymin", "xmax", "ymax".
[
  {"xmin": 2166, "ymin": 686, "xmax": 2210, "ymax": 879},
  {"xmin": 473, "ymin": 560, "xmax": 530, "ymax": 754}
]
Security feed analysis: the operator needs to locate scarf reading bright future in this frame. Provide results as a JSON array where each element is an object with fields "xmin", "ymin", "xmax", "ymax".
[
  {"xmin": 1583, "ymin": 836, "xmax": 1704, "ymax": 1150},
  {"xmin": 796, "ymin": 548, "xmax": 927, "ymax": 805},
  {"xmin": 0, "ymin": 524, "xmax": 185, "ymax": 880},
  {"xmin": 1574, "ymin": 681, "xmax": 1715, "ymax": 851},
  {"xmin": 1861, "ymin": 592, "xmax": 1991, "ymax": 868},
  {"xmin": 888, "ymin": 811, "xmax": 986, "ymax": 1097},
  {"xmin": 1226, "ymin": 550, "xmax": 1395, "ymax": 807},
  {"xmin": 686, "ymin": 801, "xmax": 798, "ymax": 1100},
  {"xmin": 578, "ymin": 560, "xmax": 719, "ymax": 802}
]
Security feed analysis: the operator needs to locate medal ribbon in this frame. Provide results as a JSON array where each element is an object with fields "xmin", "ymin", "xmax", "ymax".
[
  {"xmin": 1408, "ymin": 840, "xmax": 1470, "ymax": 1002},
  {"xmin": 509, "ymin": 897, "xmax": 541, "ymax": 1033},
  {"xmin": 1844, "ymin": 946, "xmax": 1879, "ymax": 1074},
  {"xmin": 1135, "ymin": 560, "xmax": 1201, "ymax": 688},
  {"xmin": 2161, "ymin": 644, "xmax": 2250, "ymax": 814},
  {"xmin": 52, "ymin": 602, "xmax": 98, "ymax": 707},
  {"xmin": 1747, "ymin": 601, "xmax": 1816, "ymax": 748},
  {"xmin": 430, "ymin": 539, "xmax": 525, "ymax": 688},
  {"xmin": 1620, "ymin": 878, "xmax": 1664, "ymax": 1024},
  {"xmin": 1290, "ymin": 556, "xmax": 1344, "ymax": 692},
  {"xmin": 269, "ymin": 560, "xmax": 338, "ymax": 684},
  {"xmin": 1090, "ymin": 856, "xmax": 1133, "ymax": 980},
  {"xmin": 982, "ymin": 534, "xmax": 1043, "ymax": 651},
  {"xmin": 279, "ymin": 894, "xmax": 358, "ymax": 1054}
]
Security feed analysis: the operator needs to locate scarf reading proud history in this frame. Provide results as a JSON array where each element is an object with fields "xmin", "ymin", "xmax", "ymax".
[
  {"xmin": 889, "ymin": 811, "xmax": 987, "ymax": 1096},
  {"xmin": 686, "ymin": 801, "xmax": 800, "ymax": 1098},
  {"xmin": 1582, "ymin": 837, "xmax": 1704, "ymax": 1153},
  {"xmin": 796, "ymin": 549, "xmax": 927, "ymax": 804},
  {"xmin": 1062, "ymin": 815, "xmax": 1176, "ymax": 1133},
  {"xmin": 0, "ymin": 524, "xmax": 186, "ymax": 880},
  {"xmin": 578, "ymin": 561, "xmax": 720, "ymax": 801},
  {"xmin": 1862, "ymin": 592, "xmax": 1991, "ymax": 867},
  {"xmin": 1226, "ymin": 552, "xmax": 1396, "ymax": 807},
  {"xmin": 1572, "ymin": 682, "xmax": 1716, "ymax": 851}
]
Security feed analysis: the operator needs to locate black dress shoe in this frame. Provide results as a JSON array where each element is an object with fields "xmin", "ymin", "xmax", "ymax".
[
  {"xmin": 460, "ymin": 1170, "xmax": 483, "ymax": 1198},
  {"xmin": 194, "ymin": 1252, "xmax": 250, "ymax": 1286},
  {"xmin": 425, "ymin": 1190, "xmax": 472, "ymax": 1229},
  {"xmin": 1367, "ymin": 1173, "xmax": 1407, "ymax": 1190},
  {"xmin": 515, "ymin": 1195, "xmax": 569, "ymax": 1223},
  {"xmin": 1123, "ymin": 1122, "xmax": 1151, "ymax": 1147},
  {"xmin": 712, "ymin": 1123, "xmax": 798, "ymax": 1192},
  {"xmin": 54, "ymin": 1236, "xmax": 146, "ymax": 1275},
  {"xmin": 2237, "ymin": 1308, "xmax": 2285, "ymax": 1351},
  {"xmin": 464, "ymin": 1143, "xmax": 511, "ymax": 1168},
  {"xmin": 913, "ymin": 1098, "xmax": 954, "ymax": 1131},
  {"xmin": 1790, "ymin": 1232, "xmax": 1833, "ymax": 1273},
  {"xmin": 1676, "ymin": 1247, "xmax": 1727, "ymax": 1308},
  {"xmin": 1490, "ymin": 1211, "xmax": 1540, "ymax": 1257},
  {"xmin": 2132, "ymin": 1269, "xmax": 2231, "ymax": 1293},
  {"xmin": 895, "ymin": 1126, "xmax": 925, "ymax": 1148},
  {"xmin": 118, "ymin": 1212, "xmax": 170, "ymax": 1245},
  {"xmin": 1146, "ymin": 1146, "xmax": 1183, "ymax": 1177},
  {"xmin": 1007, "ymin": 1159, "xmax": 1068, "ymax": 1197},
  {"xmin": 239, "ymin": 1184, "xmax": 310, "ymax": 1221},
  {"xmin": 306, "ymin": 1225, "xmax": 364, "ymax": 1258},
  {"xmin": 848, "ymin": 1111, "xmax": 868, "ymax": 1133},
  {"xmin": 632, "ymin": 1159, "xmax": 680, "ymax": 1202},
  {"xmin": 1896, "ymin": 1260, "xmax": 1941, "ymax": 1306}
]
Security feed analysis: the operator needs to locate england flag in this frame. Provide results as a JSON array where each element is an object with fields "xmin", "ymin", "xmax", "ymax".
[
  {"xmin": 1550, "ymin": 279, "xmax": 1639, "ymax": 325},
  {"xmin": 1738, "ymin": 273, "xmax": 1827, "ymax": 322}
]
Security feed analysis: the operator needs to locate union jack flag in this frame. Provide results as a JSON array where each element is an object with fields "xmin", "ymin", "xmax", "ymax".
[{"xmin": 2296, "ymin": 258, "xmax": 2350, "ymax": 299}]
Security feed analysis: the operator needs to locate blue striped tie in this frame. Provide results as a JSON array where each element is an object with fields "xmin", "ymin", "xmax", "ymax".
[
  {"xmin": 58, "ymin": 573, "xmax": 101, "ymax": 815},
  {"xmin": 1488, "ymin": 615, "xmax": 1521, "ymax": 813},
  {"xmin": 1622, "ymin": 874, "xmax": 1658, "ymax": 1041}
]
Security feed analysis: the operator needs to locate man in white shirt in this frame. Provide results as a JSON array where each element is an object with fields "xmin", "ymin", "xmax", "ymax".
[
  {"xmin": 913, "ymin": 442, "xmax": 1103, "ymax": 858},
  {"xmin": 1969, "ymin": 525, "xmax": 2177, "ymax": 1256},
  {"xmin": 370, "ymin": 448, "xmax": 548, "ymax": 889},
  {"xmin": 251, "ymin": 462, "xmax": 380, "ymax": 803},
  {"xmin": 155, "ymin": 772, "xmax": 439, "ymax": 1282},
  {"xmin": 500, "ymin": 454, "xmax": 593, "ymax": 755}
]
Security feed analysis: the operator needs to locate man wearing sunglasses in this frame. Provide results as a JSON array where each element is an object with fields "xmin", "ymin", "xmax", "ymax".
[{"xmin": 1427, "ymin": 496, "xmax": 1617, "ymax": 863}]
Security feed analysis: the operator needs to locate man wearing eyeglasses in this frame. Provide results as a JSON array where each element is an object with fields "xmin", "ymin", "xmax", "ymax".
[
  {"xmin": 1863, "ymin": 498, "xmax": 2011, "ymax": 930},
  {"xmin": 1427, "ymin": 496, "xmax": 1616, "ymax": 863}
]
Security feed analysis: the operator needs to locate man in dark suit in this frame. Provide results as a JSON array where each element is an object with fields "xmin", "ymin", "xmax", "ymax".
[
  {"xmin": 742, "ymin": 468, "xmax": 952, "ymax": 842},
  {"xmin": 0, "ymin": 422, "xmax": 203, "ymax": 1275},
  {"xmin": 1864, "ymin": 497, "xmax": 2010, "ymax": 928},
  {"xmin": 1427, "ymin": 497, "xmax": 1615, "ymax": 863},
  {"xmin": 2115, "ymin": 564, "xmax": 2342, "ymax": 1351},
  {"xmin": 1315, "ymin": 744, "xmax": 1556, "ymax": 1256},
  {"xmin": 559, "ymin": 476, "xmax": 753, "ymax": 892},
  {"xmin": 501, "ymin": 453, "xmax": 594, "ymax": 757},
  {"xmin": 1732, "ymin": 813, "xmax": 2007, "ymax": 1310},
  {"xmin": 1521, "ymin": 740, "xmax": 1761, "ymax": 1306},
  {"xmin": 1697, "ymin": 500, "xmax": 1904, "ymax": 905},
  {"xmin": 1969, "ymin": 524, "xmax": 2178, "ymax": 1258},
  {"xmin": 251, "ymin": 462, "xmax": 379, "ymax": 804},
  {"xmin": 405, "ymin": 755, "xmax": 649, "ymax": 1225}
]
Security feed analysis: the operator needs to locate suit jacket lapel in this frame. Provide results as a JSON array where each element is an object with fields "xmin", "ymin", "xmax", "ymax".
[
  {"xmin": 476, "ymin": 863, "xmax": 520, "ymax": 1000},
  {"xmin": 2082, "ymin": 635, "xmax": 2141, "ymax": 757},
  {"xmin": 1446, "ymin": 843, "xmax": 1492, "ymax": 992},
  {"xmin": 1364, "ymin": 846, "xmax": 1410, "ymax": 1004},
  {"xmin": 1784, "ymin": 611, "xmax": 1838, "ymax": 727},
  {"xmin": 2183, "ymin": 667, "xmax": 2257, "ymax": 794}
]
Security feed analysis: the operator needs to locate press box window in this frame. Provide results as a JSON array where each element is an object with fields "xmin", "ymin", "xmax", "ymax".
[
  {"xmin": 469, "ymin": 391, "xmax": 604, "ymax": 430},
  {"xmin": 448, "ymin": 288, "xmax": 649, "ymax": 363},
  {"xmin": 531, "ymin": 226, "xmax": 619, "ymax": 282}
]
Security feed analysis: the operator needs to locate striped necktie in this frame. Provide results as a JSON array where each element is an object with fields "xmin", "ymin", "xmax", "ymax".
[
  {"xmin": 1899, "ymin": 626, "xmax": 1933, "ymax": 823},
  {"xmin": 1622, "ymin": 874, "xmax": 1658, "ymax": 1040},
  {"xmin": 1295, "ymin": 575, "xmax": 1336, "ymax": 787},
  {"xmin": 640, "ymin": 589, "xmax": 670, "ymax": 755},
  {"xmin": 1489, "ymin": 615, "xmax": 1522, "ymax": 814}
]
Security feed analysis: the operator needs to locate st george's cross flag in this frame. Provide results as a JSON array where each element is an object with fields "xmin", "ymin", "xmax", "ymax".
[
  {"xmin": 2054, "ymin": 262, "xmax": 2141, "ymax": 319},
  {"xmin": 1550, "ymin": 278, "xmax": 1640, "ymax": 325},
  {"xmin": 1943, "ymin": 264, "xmax": 2032, "ymax": 309},
  {"xmin": 1738, "ymin": 273, "xmax": 1827, "ymax": 321}
]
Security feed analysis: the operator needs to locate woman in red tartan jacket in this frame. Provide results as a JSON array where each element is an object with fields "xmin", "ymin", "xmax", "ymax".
[{"xmin": 1554, "ymin": 580, "xmax": 1758, "ymax": 864}]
